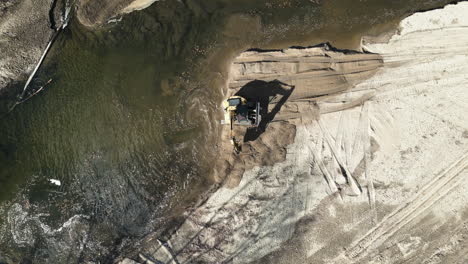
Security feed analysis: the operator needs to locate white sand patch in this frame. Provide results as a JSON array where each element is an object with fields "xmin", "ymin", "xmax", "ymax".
[{"xmin": 122, "ymin": 0, "xmax": 160, "ymax": 14}]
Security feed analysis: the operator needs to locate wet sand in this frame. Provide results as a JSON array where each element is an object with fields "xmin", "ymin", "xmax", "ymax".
[{"xmin": 0, "ymin": 0, "xmax": 55, "ymax": 111}]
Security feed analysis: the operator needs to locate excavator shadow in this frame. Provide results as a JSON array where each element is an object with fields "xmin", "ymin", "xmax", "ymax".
[{"xmin": 234, "ymin": 79, "xmax": 295, "ymax": 142}]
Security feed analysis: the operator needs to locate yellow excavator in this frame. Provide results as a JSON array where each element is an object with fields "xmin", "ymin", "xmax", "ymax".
[{"xmin": 221, "ymin": 96, "xmax": 261, "ymax": 152}]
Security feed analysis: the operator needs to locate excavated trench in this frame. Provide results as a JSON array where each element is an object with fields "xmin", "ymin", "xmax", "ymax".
[{"xmin": 212, "ymin": 45, "xmax": 383, "ymax": 188}]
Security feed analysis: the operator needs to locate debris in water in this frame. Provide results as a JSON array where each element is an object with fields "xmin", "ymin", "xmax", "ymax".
[{"xmin": 49, "ymin": 179, "xmax": 61, "ymax": 186}]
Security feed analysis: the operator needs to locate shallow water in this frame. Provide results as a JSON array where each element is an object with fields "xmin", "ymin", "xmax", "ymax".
[{"xmin": 0, "ymin": 0, "xmax": 457, "ymax": 263}]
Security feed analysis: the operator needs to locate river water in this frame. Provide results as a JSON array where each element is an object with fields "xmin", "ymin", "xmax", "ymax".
[{"xmin": 0, "ymin": 0, "xmax": 456, "ymax": 263}]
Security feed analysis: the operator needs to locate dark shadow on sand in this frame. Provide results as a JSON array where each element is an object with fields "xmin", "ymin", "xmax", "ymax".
[{"xmin": 234, "ymin": 80, "xmax": 294, "ymax": 142}]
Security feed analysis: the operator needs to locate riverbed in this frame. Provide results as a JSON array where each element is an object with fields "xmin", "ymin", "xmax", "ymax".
[{"xmin": 0, "ymin": 0, "xmax": 458, "ymax": 263}]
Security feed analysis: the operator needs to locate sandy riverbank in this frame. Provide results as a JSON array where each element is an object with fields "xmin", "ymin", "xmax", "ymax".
[
  {"xmin": 0, "ymin": 0, "xmax": 55, "ymax": 105},
  {"xmin": 120, "ymin": 2, "xmax": 468, "ymax": 263}
]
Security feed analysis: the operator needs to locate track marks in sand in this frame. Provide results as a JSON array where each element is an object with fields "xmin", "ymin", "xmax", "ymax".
[
  {"xmin": 359, "ymin": 102, "xmax": 376, "ymax": 220},
  {"xmin": 307, "ymin": 99, "xmax": 380, "ymax": 209},
  {"xmin": 307, "ymin": 129, "xmax": 339, "ymax": 194},
  {"xmin": 316, "ymin": 119, "xmax": 362, "ymax": 196},
  {"xmin": 342, "ymin": 152, "xmax": 468, "ymax": 261}
]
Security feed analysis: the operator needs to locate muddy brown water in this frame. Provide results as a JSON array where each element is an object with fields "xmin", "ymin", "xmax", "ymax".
[{"xmin": 0, "ymin": 0, "xmax": 457, "ymax": 263}]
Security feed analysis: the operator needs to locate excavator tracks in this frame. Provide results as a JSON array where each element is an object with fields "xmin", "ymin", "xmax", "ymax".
[{"xmin": 343, "ymin": 152, "xmax": 468, "ymax": 261}]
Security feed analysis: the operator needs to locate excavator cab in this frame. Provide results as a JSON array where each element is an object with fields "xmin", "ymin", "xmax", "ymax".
[
  {"xmin": 222, "ymin": 96, "xmax": 261, "ymax": 127},
  {"xmin": 221, "ymin": 96, "xmax": 261, "ymax": 152}
]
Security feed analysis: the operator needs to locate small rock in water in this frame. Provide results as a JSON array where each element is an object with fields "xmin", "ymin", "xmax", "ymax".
[{"xmin": 49, "ymin": 179, "xmax": 61, "ymax": 186}]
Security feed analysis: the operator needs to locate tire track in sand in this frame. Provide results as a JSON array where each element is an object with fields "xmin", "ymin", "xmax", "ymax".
[{"xmin": 343, "ymin": 152, "xmax": 468, "ymax": 261}]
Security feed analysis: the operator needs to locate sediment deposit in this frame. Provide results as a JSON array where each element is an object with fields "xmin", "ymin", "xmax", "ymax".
[
  {"xmin": 76, "ymin": 0, "xmax": 159, "ymax": 27},
  {"xmin": 123, "ymin": 2, "xmax": 468, "ymax": 263}
]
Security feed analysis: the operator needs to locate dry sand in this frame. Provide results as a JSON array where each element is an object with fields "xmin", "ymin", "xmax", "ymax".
[
  {"xmin": 121, "ymin": 0, "xmax": 160, "ymax": 14},
  {"xmin": 120, "ymin": 2, "xmax": 468, "ymax": 264}
]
